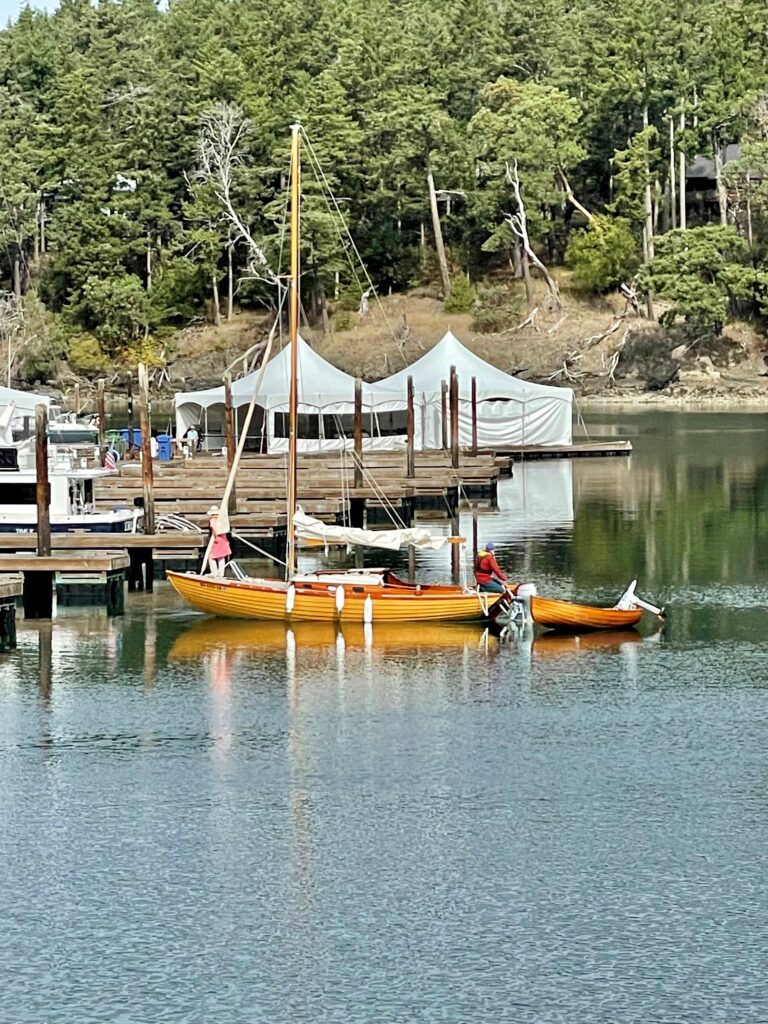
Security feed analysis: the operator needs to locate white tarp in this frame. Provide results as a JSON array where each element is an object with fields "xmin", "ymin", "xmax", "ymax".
[{"xmin": 378, "ymin": 331, "xmax": 573, "ymax": 447}]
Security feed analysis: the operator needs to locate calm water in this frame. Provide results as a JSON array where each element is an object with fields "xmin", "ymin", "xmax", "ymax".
[{"xmin": 2, "ymin": 410, "xmax": 767, "ymax": 1023}]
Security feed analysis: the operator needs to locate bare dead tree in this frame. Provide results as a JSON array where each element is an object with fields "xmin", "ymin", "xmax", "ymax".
[
  {"xmin": 195, "ymin": 103, "xmax": 279, "ymax": 291},
  {"xmin": 0, "ymin": 291, "xmax": 23, "ymax": 385},
  {"xmin": 504, "ymin": 161, "xmax": 562, "ymax": 312},
  {"xmin": 558, "ymin": 167, "xmax": 593, "ymax": 224}
]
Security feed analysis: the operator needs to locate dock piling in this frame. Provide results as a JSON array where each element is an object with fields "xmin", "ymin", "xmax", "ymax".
[
  {"xmin": 470, "ymin": 376, "xmax": 478, "ymax": 455},
  {"xmin": 354, "ymin": 378, "xmax": 363, "ymax": 487},
  {"xmin": 138, "ymin": 363, "xmax": 156, "ymax": 539},
  {"xmin": 449, "ymin": 366, "xmax": 459, "ymax": 469},
  {"xmin": 441, "ymin": 381, "xmax": 448, "ymax": 450},
  {"xmin": 406, "ymin": 375, "xmax": 415, "ymax": 479},
  {"xmin": 35, "ymin": 404, "xmax": 51, "ymax": 558},
  {"xmin": 97, "ymin": 378, "xmax": 106, "ymax": 462}
]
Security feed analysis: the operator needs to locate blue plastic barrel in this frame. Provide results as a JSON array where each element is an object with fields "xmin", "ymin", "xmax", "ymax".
[{"xmin": 157, "ymin": 434, "xmax": 173, "ymax": 461}]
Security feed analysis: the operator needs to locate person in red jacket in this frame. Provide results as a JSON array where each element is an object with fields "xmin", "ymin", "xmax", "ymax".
[{"xmin": 474, "ymin": 542, "xmax": 507, "ymax": 593}]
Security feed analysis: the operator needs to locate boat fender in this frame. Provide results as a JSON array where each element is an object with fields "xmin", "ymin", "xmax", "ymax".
[
  {"xmin": 335, "ymin": 585, "xmax": 345, "ymax": 613},
  {"xmin": 363, "ymin": 594, "xmax": 373, "ymax": 623},
  {"xmin": 286, "ymin": 584, "xmax": 296, "ymax": 614}
]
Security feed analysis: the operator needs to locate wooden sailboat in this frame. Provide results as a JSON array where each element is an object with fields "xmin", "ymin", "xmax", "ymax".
[{"xmin": 167, "ymin": 125, "xmax": 500, "ymax": 624}]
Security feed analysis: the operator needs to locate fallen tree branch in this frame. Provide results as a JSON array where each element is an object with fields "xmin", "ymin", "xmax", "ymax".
[
  {"xmin": 502, "ymin": 307, "xmax": 540, "ymax": 334},
  {"xmin": 547, "ymin": 314, "xmax": 569, "ymax": 335}
]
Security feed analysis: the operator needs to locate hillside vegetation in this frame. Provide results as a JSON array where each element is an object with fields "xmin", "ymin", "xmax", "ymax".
[{"xmin": 1, "ymin": 0, "xmax": 768, "ymax": 392}]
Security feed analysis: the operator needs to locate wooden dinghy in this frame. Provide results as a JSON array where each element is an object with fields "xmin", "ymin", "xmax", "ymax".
[
  {"xmin": 529, "ymin": 595, "xmax": 643, "ymax": 632},
  {"xmin": 522, "ymin": 579, "xmax": 663, "ymax": 633}
]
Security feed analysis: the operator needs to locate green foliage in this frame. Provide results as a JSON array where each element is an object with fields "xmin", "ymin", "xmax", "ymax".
[
  {"xmin": 643, "ymin": 226, "xmax": 768, "ymax": 332},
  {"xmin": 471, "ymin": 283, "xmax": 524, "ymax": 333},
  {"xmin": 444, "ymin": 276, "xmax": 476, "ymax": 313},
  {"xmin": 68, "ymin": 334, "xmax": 109, "ymax": 376},
  {"xmin": 69, "ymin": 275, "xmax": 150, "ymax": 352},
  {"xmin": 0, "ymin": 0, "xmax": 766, "ymax": 381},
  {"xmin": 565, "ymin": 215, "xmax": 640, "ymax": 292}
]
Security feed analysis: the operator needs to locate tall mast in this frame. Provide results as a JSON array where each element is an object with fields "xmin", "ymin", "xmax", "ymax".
[{"xmin": 286, "ymin": 122, "xmax": 301, "ymax": 580}]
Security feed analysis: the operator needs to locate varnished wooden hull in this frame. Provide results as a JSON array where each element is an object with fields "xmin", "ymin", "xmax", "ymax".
[
  {"xmin": 166, "ymin": 570, "xmax": 496, "ymax": 622},
  {"xmin": 530, "ymin": 595, "xmax": 643, "ymax": 632}
]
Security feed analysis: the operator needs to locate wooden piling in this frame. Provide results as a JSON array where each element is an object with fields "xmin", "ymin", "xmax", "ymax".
[
  {"xmin": 406, "ymin": 375, "xmax": 415, "ymax": 479},
  {"xmin": 224, "ymin": 373, "xmax": 237, "ymax": 516},
  {"xmin": 138, "ymin": 363, "xmax": 156, "ymax": 541},
  {"xmin": 470, "ymin": 375, "xmax": 478, "ymax": 455},
  {"xmin": 35, "ymin": 404, "xmax": 50, "ymax": 558},
  {"xmin": 441, "ymin": 381, "xmax": 448, "ymax": 450},
  {"xmin": 97, "ymin": 378, "xmax": 106, "ymax": 461},
  {"xmin": 449, "ymin": 365, "xmax": 459, "ymax": 469},
  {"xmin": 450, "ymin": 518, "xmax": 461, "ymax": 585},
  {"xmin": 354, "ymin": 377, "xmax": 363, "ymax": 487}
]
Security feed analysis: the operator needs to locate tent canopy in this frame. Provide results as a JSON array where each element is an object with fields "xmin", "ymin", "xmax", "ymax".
[
  {"xmin": 175, "ymin": 335, "xmax": 361, "ymax": 416},
  {"xmin": 377, "ymin": 331, "xmax": 573, "ymax": 447},
  {"xmin": 380, "ymin": 331, "xmax": 570, "ymax": 404},
  {"xmin": 174, "ymin": 330, "xmax": 573, "ymax": 449}
]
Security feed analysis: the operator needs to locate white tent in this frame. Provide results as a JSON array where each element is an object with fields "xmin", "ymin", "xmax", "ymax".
[
  {"xmin": 378, "ymin": 331, "xmax": 573, "ymax": 447},
  {"xmin": 174, "ymin": 335, "xmax": 407, "ymax": 452}
]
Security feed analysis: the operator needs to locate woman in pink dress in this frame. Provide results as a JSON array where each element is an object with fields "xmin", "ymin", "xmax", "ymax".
[{"xmin": 207, "ymin": 505, "xmax": 232, "ymax": 576}]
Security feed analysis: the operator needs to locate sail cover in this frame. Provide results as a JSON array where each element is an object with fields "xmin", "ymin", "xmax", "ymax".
[{"xmin": 293, "ymin": 508, "xmax": 451, "ymax": 551}]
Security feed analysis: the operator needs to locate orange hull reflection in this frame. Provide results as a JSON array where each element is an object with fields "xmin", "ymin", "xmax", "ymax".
[{"xmin": 169, "ymin": 616, "xmax": 490, "ymax": 660}]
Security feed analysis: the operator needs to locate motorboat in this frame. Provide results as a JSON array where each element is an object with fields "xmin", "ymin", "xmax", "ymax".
[{"xmin": 0, "ymin": 444, "xmax": 138, "ymax": 534}]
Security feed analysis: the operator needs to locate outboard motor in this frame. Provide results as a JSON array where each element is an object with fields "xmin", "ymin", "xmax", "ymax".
[{"xmin": 515, "ymin": 582, "xmax": 538, "ymax": 624}]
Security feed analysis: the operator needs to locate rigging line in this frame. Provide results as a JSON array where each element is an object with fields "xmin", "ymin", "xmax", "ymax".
[
  {"xmin": 301, "ymin": 129, "xmax": 400, "ymax": 344},
  {"xmin": 573, "ymin": 394, "xmax": 591, "ymax": 442},
  {"xmin": 231, "ymin": 531, "xmax": 287, "ymax": 567},
  {"xmin": 310, "ymin": 157, "xmax": 367, "ymax": 299},
  {"xmin": 298, "ymin": 137, "xmax": 368, "ymax": 304},
  {"xmin": 347, "ymin": 447, "xmax": 408, "ymax": 529}
]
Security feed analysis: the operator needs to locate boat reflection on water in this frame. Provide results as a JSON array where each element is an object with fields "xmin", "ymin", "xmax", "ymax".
[
  {"xmin": 169, "ymin": 616, "xmax": 497, "ymax": 661},
  {"xmin": 170, "ymin": 615, "xmax": 654, "ymax": 669},
  {"xmin": 531, "ymin": 629, "xmax": 644, "ymax": 656}
]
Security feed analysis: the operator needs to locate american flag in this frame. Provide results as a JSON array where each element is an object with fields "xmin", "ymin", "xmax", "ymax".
[{"xmin": 104, "ymin": 448, "xmax": 117, "ymax": 470}]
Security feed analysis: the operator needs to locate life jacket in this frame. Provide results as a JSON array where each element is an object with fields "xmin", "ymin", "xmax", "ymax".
[{"xmin": 474, "ymin": 550, "xmax": 494, "ymax": 581}]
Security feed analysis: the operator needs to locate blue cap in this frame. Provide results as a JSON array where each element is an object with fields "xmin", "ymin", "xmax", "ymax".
[{"xmin": 486, "ymin": 542, "xmax": 495, "ymax": 550}]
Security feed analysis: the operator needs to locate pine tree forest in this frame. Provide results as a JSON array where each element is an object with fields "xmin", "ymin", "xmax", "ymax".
[{"xmin": 2, "ymin": 0, "xmax": 768, "ymax": 387}]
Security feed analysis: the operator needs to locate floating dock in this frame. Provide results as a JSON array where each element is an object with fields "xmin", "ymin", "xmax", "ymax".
[
  {"xmin": 491, "ymin": 440, "xmax": 632, "ymax": 466},
  {"xmin": 0, "ymin": 551, "xmax": 129, "ymax": 618}
]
